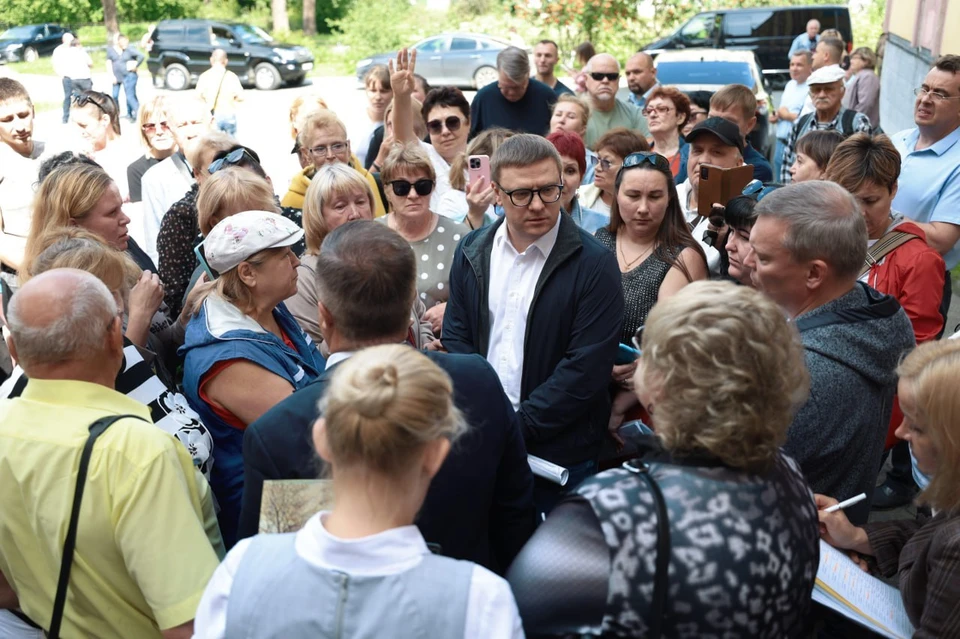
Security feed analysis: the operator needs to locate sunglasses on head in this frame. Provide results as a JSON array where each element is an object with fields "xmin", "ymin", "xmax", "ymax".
[
  {"xmin": 427, "ymin": 116, "xmax": 463, "ymax": 136},
  {"xmin": 389, "ymin": 178, "xmax": 435, "ymax": 197},
  {"xmin": 616, "ymin": 151, "xmax": 667, "ymax": 182},
  {"xmin": 72, "ymin": 92, "xmax": 109, "ymax": 114},
  {"xmin": 741, "ymin": 179, "xmax": 780, "ymax": 202},
  {"xmin": 208, "ymin": 147, "xmax": 262, "ymax": 174},
  {"xmin": 590, "ymin": 72, "xmax": 619, "ymax": 82}
]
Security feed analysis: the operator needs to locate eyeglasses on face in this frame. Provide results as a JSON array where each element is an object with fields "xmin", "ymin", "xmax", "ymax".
[
  {"xmin": 307, "ymin": 142, "xmax": 348, "ymax": 157},
  {"xmin": 495, "ymin": 183, "xmax": 563, "ymax": 207},
  {"xmin": 689, "ymin": 110, "xmax": 708, "ymax": 121},
  {"xmin": 642, "ymin": 105, "xmax": 674, "ymax": 117},
  {"xmin": 426, "ymin": 116, "xmax": 463, "ymax": 135},
  {"xmin": 598, "ymin": 157, "xmax": 621, "ymax": 171},
  {"xmin": 208, "ymin": 147, "xmax": 261, "ymax": 174},
  {"xmin": 141, "ymin": 121, "xmax": 169, "ymax": 133},
  {"xmin": 914, "ymin": 86, "xmax": 960, "ymax": 102},
  {"xmin": 388, "ymin": 178, "xmax": 435, "ymax": 197},
  {"xmin": 589, "ymin": 72, "xmax": 619, "ymax": 82}
]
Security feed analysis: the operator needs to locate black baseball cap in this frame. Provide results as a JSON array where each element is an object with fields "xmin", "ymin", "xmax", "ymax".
[{"xmin": 685, "ymin": 117, "xmax": 745, "ymax": 154}]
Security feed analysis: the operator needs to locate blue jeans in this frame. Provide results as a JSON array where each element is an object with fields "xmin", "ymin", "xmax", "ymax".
[
  {"xmin": 122, "ymin": 73, "xmax": 140, "ymax": 119},
  {"xmin": 774, "ymin": 139, "xmax": 788, "ymax": 180},
  {"xmin": 62, "ymin": 78, "xmax": 92, "ymax": 124},
  {"xmin": 216, "ymin": 114, "xmax": 238, "ymax": 137}
]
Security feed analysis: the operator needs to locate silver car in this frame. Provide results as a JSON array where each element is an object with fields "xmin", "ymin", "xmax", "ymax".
[{"xmin": 355, "ymin": 33, "xmax": 511, "ymax": 89}]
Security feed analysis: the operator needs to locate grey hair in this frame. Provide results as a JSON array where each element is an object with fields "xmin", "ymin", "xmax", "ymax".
[
  {"xmin": 7, "ymin": 270, "xmax": 118, "ymax": 368},
  {"xmin": 755, "ymin": 181, "xmax": 866, "ymax": 279},
  {"xmin": 584, "ymin": 53, "xmax": 620, "ymax": 74},
  {"xmin": 791, "ymin": 49, "xmax": 813, "ymax": 66},
  {"xmin": 491, "ymin": 134, "xmax": 563, "ymax": 183},
  {"xmin": 496, "ymin": 47, "xmax": 530, "ymax": 83}
]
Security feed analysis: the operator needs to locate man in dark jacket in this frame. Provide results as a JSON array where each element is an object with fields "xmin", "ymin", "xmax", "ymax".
[
  {"xmin": 744, "ymin": 181, "xmax": 915, "ymax": 525},
  {"xmin": 238, "ymin": 220, "xmax": 537, "ymax": 574},
  {"xmin": 442, "ymin": 134, "xmax": 624, "ymax": 514}
]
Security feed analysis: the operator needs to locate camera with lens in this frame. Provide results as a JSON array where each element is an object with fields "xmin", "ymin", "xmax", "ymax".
[{"xmin": 469, "ymin": 157, "xmax": 482, "ymax": 169}]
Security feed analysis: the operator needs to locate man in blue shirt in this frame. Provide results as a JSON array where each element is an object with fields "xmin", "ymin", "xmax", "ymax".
[
  {"xmin": 625, "ymin": 52, "xmax": 659, "ymax": 110},
  {"xmin": 788, "ymin": 19, "xmax": 820, "ymax": 59},
  {"xmin": 891, "ymin": 55, "xmax": 960, "ymax": 269},
  {"xmin": 771, "ymin": 51, "xmax": 812, "ymax": 174}
]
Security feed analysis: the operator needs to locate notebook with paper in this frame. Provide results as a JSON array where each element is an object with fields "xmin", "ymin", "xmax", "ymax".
[{"xmin": 812, "ymin": 540, "xmax": 915, "ymax": 639}]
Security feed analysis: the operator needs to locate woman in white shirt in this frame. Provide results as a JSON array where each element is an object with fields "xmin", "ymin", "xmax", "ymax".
[{"xmin": 193, "ymin": 344, "xmax": 524, "ymax": 638}]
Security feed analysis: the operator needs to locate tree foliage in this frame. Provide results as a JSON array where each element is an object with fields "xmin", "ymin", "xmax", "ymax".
[{"xmin": 327, "ymin": 0, "xmax": 447, "ymax": 60}]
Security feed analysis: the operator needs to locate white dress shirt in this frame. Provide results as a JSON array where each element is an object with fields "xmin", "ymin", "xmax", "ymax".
[
  {"xmin": 486, "ymin": 216, "xmax": 561, "ymax": 410},
  {"xmin": 677, "ymin": 179, "xmax": 721, "ymax": 275},
  {"xmin": 192, "ymin": 512, "xmax": 524, "ymax": 639}
]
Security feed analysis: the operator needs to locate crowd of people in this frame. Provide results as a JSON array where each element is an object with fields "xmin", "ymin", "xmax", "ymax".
[{"xmin": 0, "ymin": 27, "xmax": 958, "ymax": 638}]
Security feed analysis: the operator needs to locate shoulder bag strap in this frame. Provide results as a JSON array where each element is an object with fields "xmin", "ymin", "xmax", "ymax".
[
  {"xmin": 624, "ymin": 461, "xmax": 671, "ymax": 639},
  {"xmin": 841, "ymin": 108, "xmax": 857, "ymax": 136},
  {"xmin": 859, "ymin": 230, "xmax": 917, "ymax": 278},
  {"xmin": 210, "ymin": 70, "xmax": 227, "ymax": 116},
  {"xmin": 47, "ymin": 414, "xmax": 146, "ymax": 639}
]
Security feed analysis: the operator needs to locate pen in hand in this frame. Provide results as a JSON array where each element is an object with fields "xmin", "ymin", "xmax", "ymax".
[{"xmin": 823, "ymin": 492, "xmax": 866, "ymax": 513}]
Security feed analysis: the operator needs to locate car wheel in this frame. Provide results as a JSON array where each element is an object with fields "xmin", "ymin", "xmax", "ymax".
[
  {"xmin": 473, "ymin": 66, "xmax": 498, "ymax": 89},
  {"xmin": 164, "ymin": 63, "xmax": 190, "ymax": 91},
  {"xmin": 23, "ymin": 47, "xmax": 38, "ymax": 63},
  {"xmin": 254, "ymin": 63, "xmax": 282, "ymax": 91}
]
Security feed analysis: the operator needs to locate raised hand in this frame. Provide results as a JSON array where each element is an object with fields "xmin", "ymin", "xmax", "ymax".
[{"xmin": 388, "ymin": 48, "xmax": 418, "ymax": 98}]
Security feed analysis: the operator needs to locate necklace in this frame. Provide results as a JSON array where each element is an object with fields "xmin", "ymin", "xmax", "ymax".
[{"xmin": 617, "ymin": 233, "xmax": 654, "ymax": 270}]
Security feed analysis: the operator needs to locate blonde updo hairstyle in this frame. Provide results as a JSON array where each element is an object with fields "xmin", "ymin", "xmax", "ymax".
[
  {"xmin": 896, "ymin": 339, "xmax": 960, "ymax": 513},
  {"xmin": 637, "ymin": 281, "xmax": 810, "ymax": 473},
  {"xmin": 319, "ymin": 344, "xmax": 466, "ymax": 475}
]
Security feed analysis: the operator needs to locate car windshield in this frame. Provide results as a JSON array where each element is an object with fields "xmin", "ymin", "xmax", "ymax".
[
  {"xmin": 656, "ymin": 61, "xmax": 755, "ymax": 89},
  {"xmin": 1, "ymin": 26, "xmax": 39, "ymax": 40},
  {"xmin": 232, "ymin": 24, "xmax": 271, "ymax": 44}
]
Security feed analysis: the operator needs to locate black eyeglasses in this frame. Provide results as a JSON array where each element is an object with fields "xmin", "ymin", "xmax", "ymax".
[
  {"xmin": 741, "ymin": 179, "xmax": 780, "ymax": 202},
  {"xmin": 495, "ymin": 183, "xmax": 563, "ymax": 207},
  {"xmin": 426, "ymin": 116, "xmax": 463, "ymax": 135},
  {"xmin": 208, "ymin": 147, "xmax": 261, "ymax": 174},
  {"xmin": 590, "ymin": 72, "xmax": 619, "ymax": 82},
  {"xmin": 72, "ymin": 92, "xmax": 110, "ymax": 114},
  {"xmin": 389, "ymin": 179, "xmax": 435, "ymax": 197}
]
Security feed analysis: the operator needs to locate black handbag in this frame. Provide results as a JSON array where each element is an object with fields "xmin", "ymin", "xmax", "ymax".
[{"xmin": 46, "ymin": 414, "xmax": 146, "ymax": 639}]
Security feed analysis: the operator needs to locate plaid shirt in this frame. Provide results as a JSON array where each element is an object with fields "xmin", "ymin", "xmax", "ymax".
[{"xmin": 778, "ymin": 108, "xmax": 872, "ymax": 182}]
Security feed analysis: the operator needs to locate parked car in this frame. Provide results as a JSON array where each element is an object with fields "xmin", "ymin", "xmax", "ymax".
[
  {"xmin": 642, "ymin": 5, "xmax": 852, "ymax": 88},
  {"xmin": 145, "ymin": 19, "xmax": 314, "ymax": 91},
  {"xmin": 621, "ymin": 49, "xmax": 774, "ymax": 157},
  {"xmin": 355, "ymin": 34, "xmax": 513, "ymax": 89},
  {"xmin": 0, "ymin": 24, "xmax": 68, "ymax": 63}
]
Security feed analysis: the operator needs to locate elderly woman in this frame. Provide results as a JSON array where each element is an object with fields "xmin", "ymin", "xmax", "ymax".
[
  {"xmin": 181, "ymin": 210, "xmax": 325, "ymax": 548},
  {"xmin": 546, "ymin": 130, "xmax": 607, "ymax": 234},
  {"xmin": 549, "ymin": 94, "xmax": 598, "ymax": 184},
  {"xmin": 126, "ymin": 96, "xmax": 177, "ymax": 205},
  {"xmin": 437, "ymin": 128, "xmax": 512, "ymax": 229},
  {"xmin": 286, "ymin": 163, "xmax": 435, "ymax": 348},
  {"xmin": 844, "ymin": 47, "xmax": 881, "ymax": 129},
  {"xmin": 579, "ymin": 127, "xmax": 649, "ymax": 216},
  {"xmin": 817, "ymin": 339, "xmax": 960, "ymax": 638},
  {"xmin": 790, "ymin": 129, "xmax": 844, "ymax": 182},
  {"xmin": 509, "ymin": 280, "xmax": 820, "ymax": 638},
  {"xmin": 379, "ymin": 144, "xmax": 469, "ymax": 331},
  {"xmin": 644, "ymin": 86, "xmax": 691, "ymax": 180},
  {"xmin": 194, "ymin": 345, "xmax": 522, "ymax": 637}
]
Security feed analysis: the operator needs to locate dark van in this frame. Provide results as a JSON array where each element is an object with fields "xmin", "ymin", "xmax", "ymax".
[
  {"xmin": 146, "ymin": 19, "xmax": 314, "ymax": 91},
  {"xmin": 642, "ymin": 5, "xmax": 852, "ymax": 85}
]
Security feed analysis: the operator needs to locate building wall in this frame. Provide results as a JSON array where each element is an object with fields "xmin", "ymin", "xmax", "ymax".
[
  {"xmin": 885, "ymin": 0, "xmax": 918, "ymax": 41},
  {"xmin": 879, "ymin": 33, "xmax": 933, "ymax": 134},
  {"xmin": 944, "ymin": 1, "xmax": 960, "ymax": 54}
]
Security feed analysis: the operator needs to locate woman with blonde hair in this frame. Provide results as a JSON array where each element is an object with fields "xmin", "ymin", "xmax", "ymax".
[
  {"xmin": 194, "ymin": 344, "xmax": 523, "ymax": 638},
  {"xmin": 549, "ymin": 94, "xmax": 598, "ymax": 183},
  {"xmin": 817, "ymin": 338, "xmax": 960, "ymax": 637},
  {"xmin": 181, "ymin": 210, "xmax": 324, "ymax": 548},
  {"xmin": 437, "ymin": 128, "xmax": 512, "ymax": 229},
  {"xmin": 509, "ymin": 281, "xmax": 820, "ymax": 638},
  {"xmin": 126, "ymin": 95, "xmax": 177, "ymax": 205}
]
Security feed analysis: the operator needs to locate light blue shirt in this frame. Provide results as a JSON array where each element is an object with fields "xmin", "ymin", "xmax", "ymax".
[
  {"xmin": 788, "ymin": 33, "xmax": 819, "ymax": 59},
  {"xmin": 776, "ymin": 78, "xmax": 808, "ymax": 141},
  {"xmin": 628, "ymin": 82, "xmax": 661, "ymax": 111},
  {"xmin": 891, "ymin": 125, "xmax": 960, "ymax": 268},
  {"xmin": 582, "ymin": 148, "xmax": 598, "ymax": 185}
]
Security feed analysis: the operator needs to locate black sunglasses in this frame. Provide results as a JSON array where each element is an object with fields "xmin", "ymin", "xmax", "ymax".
[
  {"xmin": 426, "ymin": 116, "xmax": 463, "ymax": 135},
  {"xmin": 72, "ymin": 92, "xmax": 110, "ymax": 114},
  {"xmin": 389, "ymin": 179, "xmax": 435, "ymax": 197},
  {"xmin": 208, "ymin": 147, "xmax": 262, "ymax": 174},
  {"xmin": 590, "ymin": 72, "xmax": 619, "ymax": 82}
]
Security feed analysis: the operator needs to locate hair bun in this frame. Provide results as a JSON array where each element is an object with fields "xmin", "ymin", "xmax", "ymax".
[{"xmin": 353, "ymin": 363, "xmax": 399, "ymax": 419}]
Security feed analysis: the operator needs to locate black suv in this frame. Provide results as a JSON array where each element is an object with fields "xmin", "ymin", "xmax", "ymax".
[
  {"xmin": 146, "ymin": 20, "xmax": 314, "ymax": 91},
  {"xmin": 0, "ymin": 24, "xmax": 68, "ymax": 63}
]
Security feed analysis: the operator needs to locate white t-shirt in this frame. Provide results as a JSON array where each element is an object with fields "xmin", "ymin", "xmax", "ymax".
[{"xmin": 350, "ymin": 117, "xmax": 380, "ymax": 169}]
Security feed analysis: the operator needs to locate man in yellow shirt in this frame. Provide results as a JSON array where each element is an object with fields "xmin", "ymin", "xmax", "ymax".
[
  {"xmin": 0, "ymin": 269, "xmax": 220, "ymax": 639},
  {"xmin": 196, "ymin": 49, "xmax": 243, "ymax": 137}
]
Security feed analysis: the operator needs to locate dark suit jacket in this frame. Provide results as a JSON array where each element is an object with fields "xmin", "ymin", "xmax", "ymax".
[
  {"xmin": 239, "ymin": 350, "xmax": 538, "ymax": 574},
  {"xmin": 864, "ymin": 509, "xmax": 960, "ymax": 637}
]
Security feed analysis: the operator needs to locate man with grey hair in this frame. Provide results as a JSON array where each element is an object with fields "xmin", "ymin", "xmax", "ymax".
[
  {"xmin": 788, "ymin": 18, "xmax": 820, "ymax": 59},
  {"xmin": 583, "ymin": 53, "xmax": 648, "ymax": 149},
  {"xmin": 744, "ymin": 181, "xmax": 914, "ymax": 525},
  {"xmin": 0, "ymin": 269, "xmax": 219, "ymax": 638},
  {"xmin": 469, "ymin": 46, "xmax": 556, "ymax": 137},
  {"xmin": 444, "ymin": 134, "xmax": 623, "ymax": 515}
]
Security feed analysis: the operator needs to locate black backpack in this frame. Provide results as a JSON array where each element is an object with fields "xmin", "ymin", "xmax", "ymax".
[{"xmin": 796, "ymin": 109, "xmax": 860, "ymax": 138}]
